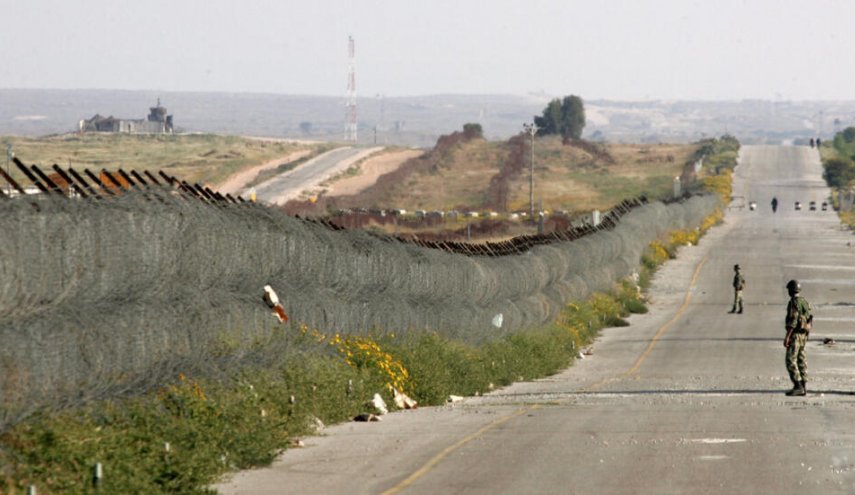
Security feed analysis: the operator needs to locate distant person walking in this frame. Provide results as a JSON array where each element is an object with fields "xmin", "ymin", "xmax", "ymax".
[
  {"xmin": 809, "ymin": 138, "xmax": 815, "ymax": 148},
  {"xmin": 730, "ymin": 264, "xmax": 745, "ymax": 314},
  {"xmin": 784, "ymin": 280, "xmax": 813, "ymax": 396},
  {"xmin": 771, "ymin": 196, "xmax": 778, "ymax": 213}
]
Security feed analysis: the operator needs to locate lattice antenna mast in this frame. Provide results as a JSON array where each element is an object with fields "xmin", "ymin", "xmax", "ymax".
[{"xmin": 345, "ymin": 35, "xmax": 357, "ymax": 142}]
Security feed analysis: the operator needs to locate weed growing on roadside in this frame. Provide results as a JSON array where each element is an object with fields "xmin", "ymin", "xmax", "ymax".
[
  {"xmin": 330, "ymin": 334, "xmax": 411, "ymax": 394},
  {"xmin": 700, "ymin": 169, "xmax": 733, "ymax": 203}
]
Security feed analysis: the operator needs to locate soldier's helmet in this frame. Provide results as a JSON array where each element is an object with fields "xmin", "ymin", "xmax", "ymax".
[
  {"xmin": 786, "ymin": 279, "xmax": 801, "ymax": 295},
  {"xmin": 734, "ymin": 264, "xmax": 740, "ymax": 271}
]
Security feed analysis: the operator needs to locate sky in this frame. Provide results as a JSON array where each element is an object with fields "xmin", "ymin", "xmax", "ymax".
[{"xmin": 2, "ymin": 0, "xmax": 854, "ymax": 100}]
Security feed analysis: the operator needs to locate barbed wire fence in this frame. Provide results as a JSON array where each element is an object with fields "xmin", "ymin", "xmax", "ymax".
[{"xmin": 0, "ymin": 162, "xmax": 720, "ymax": 429}]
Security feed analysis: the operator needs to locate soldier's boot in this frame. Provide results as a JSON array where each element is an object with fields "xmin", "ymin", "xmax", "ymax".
[
  {"xmin": 800, "ymin": 380, "xmax": 807, "ymax": 394},
  {"xmin": 737, "ymin": 304, "xmax": 743, "ymax": 314},
  {"xmin": 729, "ymin": 306, "xmax": 736, "ymax": 314},
  {"xmin": 786, "ymin": 380, "xmax": 806, "ymax": 396}
]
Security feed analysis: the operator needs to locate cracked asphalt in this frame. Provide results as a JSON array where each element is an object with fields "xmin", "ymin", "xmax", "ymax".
[{"xmin": 215, "ymin": 145, "xmax": 855, "ymax": 494}]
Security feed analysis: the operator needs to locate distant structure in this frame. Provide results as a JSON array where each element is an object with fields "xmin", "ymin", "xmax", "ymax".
[
  {"xmin": 345, "ymin": 35, "xmax": 357, "ymax": 143},
  {"xmin": 80, "ymin": 99, "xmax": 174, "ymax": 134}
]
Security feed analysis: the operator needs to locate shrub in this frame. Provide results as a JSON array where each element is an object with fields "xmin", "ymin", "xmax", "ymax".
[
  {"xmin": 823, "ymin": 157, "xmax": 855, "ymax": 189},
  {"xmin": 700, "ymin": 169, "xmax": 733, "ymax": 203},
  {"xmin": 462, "ymin": 123, "xmax": 484, "ymax": 140}
]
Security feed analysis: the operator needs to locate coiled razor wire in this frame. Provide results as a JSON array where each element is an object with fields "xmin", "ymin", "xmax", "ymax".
[{"xmin": 0, "ymin": 187, "xmax": 720, "ymax": 428}]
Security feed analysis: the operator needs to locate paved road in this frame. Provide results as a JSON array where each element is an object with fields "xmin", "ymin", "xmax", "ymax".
[
  {"xmin": 216, "ymin": 145, "xmax": 855, "ymax": 494},
  {"xmin": 253, "ymin": 146, "xmax": 382, "ymax": 205}
]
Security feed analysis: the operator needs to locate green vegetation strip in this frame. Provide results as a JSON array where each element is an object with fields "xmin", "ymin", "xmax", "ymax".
[{"xmin": 819, "ymin": 127, "xmax": 855, "ymax": 230}]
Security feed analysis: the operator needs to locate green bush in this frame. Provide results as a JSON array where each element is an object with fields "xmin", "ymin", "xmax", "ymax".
[
  {"xmin": 462, "ymin": 123, "xmax": 484, "ymax": 139},
  {"xmin": 692, "ymin": 135, "xmax": 740, "ymax": 174},
  {"xmin": 823, "ymin": 157, "xmax": 855, "ymax": 189}
]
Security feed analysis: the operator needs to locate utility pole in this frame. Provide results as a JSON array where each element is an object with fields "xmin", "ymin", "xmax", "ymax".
[{"xmin": 523, "ymin": 122, "xmax": 538, "ymax": 219}]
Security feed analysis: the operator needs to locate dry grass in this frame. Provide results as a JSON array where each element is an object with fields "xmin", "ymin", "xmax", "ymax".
[
  {"xmin": 3, "ymin": 132, "xmax": 695, "ymax": 215},
  {"xmin": 508, "ymin": 138, "xmax": 693, "ymax": 212},
  {"xmin": 1, "ymin": 133, "xmax": 320, "ymax": 187},
  {"xmin": 375, "ymin": 139, "xmax": 508, "ymax": 210},
  {"xmin": 352, "ymin": 136, "xmax": 696, "ymax": 213}
]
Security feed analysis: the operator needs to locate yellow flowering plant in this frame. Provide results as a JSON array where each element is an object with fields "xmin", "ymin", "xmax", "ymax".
[{"xmin": 329, "ymin": 334, "xmax": 411, "ymax": 394}]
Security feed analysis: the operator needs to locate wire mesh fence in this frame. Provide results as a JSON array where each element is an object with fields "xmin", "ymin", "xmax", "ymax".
[{"xmin": 0, "ymin": 181, "xmax": 719, "ymax": 429}]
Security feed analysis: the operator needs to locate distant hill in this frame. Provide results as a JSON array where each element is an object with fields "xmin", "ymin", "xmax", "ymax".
[{"xmin": 2, "ymin": 89, "xmax": 854, "ymax": 145}]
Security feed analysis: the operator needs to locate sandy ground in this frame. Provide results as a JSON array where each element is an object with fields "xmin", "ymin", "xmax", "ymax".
[
  {"xmin": 322, "ymin": 148, "xmax": 424, "ymax": 197},
  {"xmin": 215, "ymin": 149, "xmax": 313, "ymax": 195}
]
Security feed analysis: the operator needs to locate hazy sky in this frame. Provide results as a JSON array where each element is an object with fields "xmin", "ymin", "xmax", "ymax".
[{"xmin": 2, "ymin": 0, "xmax": 853, "ymax": 100}]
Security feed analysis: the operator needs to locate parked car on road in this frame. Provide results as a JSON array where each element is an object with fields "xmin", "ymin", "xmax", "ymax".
[
  {"xmin": 822, "ymin": 201, "xmax": 829, "ymax": 211},
  {"xmin": 809, "ymin": 201, "xmax": 817, "ymax": 211},
  {"xmin": 794, "ymin": 201, "xmax": 802, "ymax": 210}
]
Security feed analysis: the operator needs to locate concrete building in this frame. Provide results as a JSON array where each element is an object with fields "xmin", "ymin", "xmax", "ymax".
[{"xmin": 80, "ymin": 99, "xmax": 174, "ymax": 134}]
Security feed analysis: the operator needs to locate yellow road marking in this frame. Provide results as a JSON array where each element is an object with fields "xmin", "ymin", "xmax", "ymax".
[
  {"xmin": 583, "ymin": 255, "xmax": 708, "ymax": 391},
  {"xmin": 625, "ymin": 255, "xmax": 708, "ymax": 376},
  {"xmin": 380, "ymin": 406, "xmax": 538, "ymax": 495}
]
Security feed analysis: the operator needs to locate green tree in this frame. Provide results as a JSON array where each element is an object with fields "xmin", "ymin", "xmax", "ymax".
[
  {"xmin": 843, "ymin": 126, "xmax": 855, "ymax": 143},
  {"xmin": 560, "ymin": 95, "xmax": 585, "ymax": 140},
  {"xmin": 462, "ymin": 123, "xmax": 483, "ymax": 139},
  {"xmin": 823, "ymin": 157, "xmax": 855, "ymax": 188},
  {"xmin": 534, "ymin": 99, "xmax": 562, "ymax": 135},
  {"xmin": 533, "ymin": 95, "xmax": 585, "ymax": 140}
]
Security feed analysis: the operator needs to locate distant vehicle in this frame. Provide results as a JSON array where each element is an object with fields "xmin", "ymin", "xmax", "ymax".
[
  {"xmin": 822, "ymin": 201, "xmax": 829, "ymax": 211},
  {"xmin": 795, "ymin": 201, "xmax": 802, "ymax": 210},
  {"xmin": 809, "ymin": 201, "xmax": 817, "ymax": 211},
  {"xmin": 749, "ymin": 201, "xmax": 757, "ymax": 210}
]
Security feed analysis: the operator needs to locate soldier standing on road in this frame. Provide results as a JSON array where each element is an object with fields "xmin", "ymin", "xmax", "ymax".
[
  {"xmin": 729, "ymin": 264, "xmax": 745, "ymax": 314},
  {"xmin": 784, "ymin": 280, "xmax": 813, "ymax": 396},
  {"xmin": 771, "ymin": 196, "xmax": 778, "ymax": 213}
]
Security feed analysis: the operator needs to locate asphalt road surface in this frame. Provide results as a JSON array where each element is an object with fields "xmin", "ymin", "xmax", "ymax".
[
  {"xmin": 253, "ymin": 146, "xmax": 381, "ymax": 205},
  {"xmin": 216, "ymin": 145, "xmax": 855, "ymax": 494}
]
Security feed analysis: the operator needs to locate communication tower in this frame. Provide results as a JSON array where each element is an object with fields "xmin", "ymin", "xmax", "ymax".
[{"xmin": 345, "ymin": 35, "xmax": 357, "ymax": 142}]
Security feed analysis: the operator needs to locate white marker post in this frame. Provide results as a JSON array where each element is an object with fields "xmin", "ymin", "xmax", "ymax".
[{"xmin": 94, "ymin": 462, "xmax": 103, "ymax": 488}]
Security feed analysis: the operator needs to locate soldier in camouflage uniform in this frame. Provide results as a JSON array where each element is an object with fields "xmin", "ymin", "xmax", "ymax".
[
  {"xmin": 784, "ymin": 279, "xmax": 812, "ymax": 396},
  {"xmin": 729, "ymin": 264, "xmax": 745, "ymax": 314}
]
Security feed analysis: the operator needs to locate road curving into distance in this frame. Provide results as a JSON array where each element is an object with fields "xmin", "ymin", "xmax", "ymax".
[
  {"xmin": 216, "ymin": 145, "xmax": 855, "ymax": 494},
  {"xmin": 253, "ymin": 146, "xmax": 382, "ymax": 205}
]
